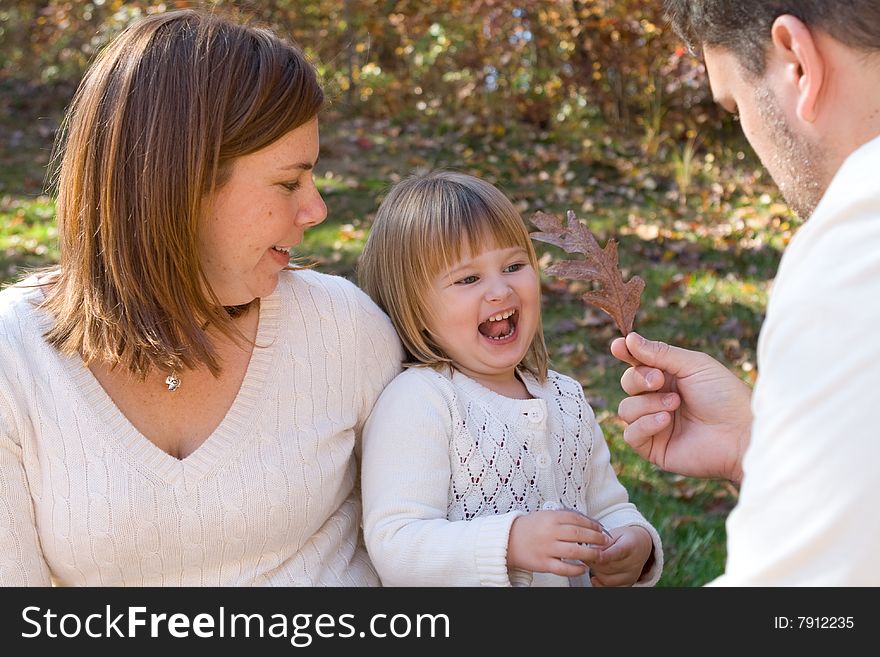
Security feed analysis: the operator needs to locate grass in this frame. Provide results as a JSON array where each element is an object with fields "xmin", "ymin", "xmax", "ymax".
[
  {"xmin": 1, "ymin": 86, "xmax": 798, "ymax": 586},
  {"xmin": 0, "ymin": 195, "xmax": 58, "ymax": 280}
]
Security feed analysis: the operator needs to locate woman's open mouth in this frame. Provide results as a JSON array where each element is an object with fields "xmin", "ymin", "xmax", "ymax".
[
  {"xmin": 478, "ymin": 308, "xmax": 518, "ymax": 341},
  {"xmin": 269, "ymin": 244, "xmax": 292, "ymax": 266}
]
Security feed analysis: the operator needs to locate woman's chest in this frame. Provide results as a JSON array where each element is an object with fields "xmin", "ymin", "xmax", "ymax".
[{"xmin": 25, "ymin": 417, "xmax": 359, "ymax": 584}]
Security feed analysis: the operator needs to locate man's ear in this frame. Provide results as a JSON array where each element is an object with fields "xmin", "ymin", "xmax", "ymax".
[{"xmin": 770, "ymin": 15, "xmax": 824, "ymax": 123}]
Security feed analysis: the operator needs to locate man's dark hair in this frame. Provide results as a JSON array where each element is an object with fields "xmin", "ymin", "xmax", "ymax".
[{"xmin": 664, "ymin": 1, "xmax": 880, "ymax": 75}]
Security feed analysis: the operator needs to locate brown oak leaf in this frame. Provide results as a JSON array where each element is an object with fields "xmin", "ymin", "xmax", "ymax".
[{"xmin": 531, "ymin": 210, "xmax": 645, "ymax": 335}]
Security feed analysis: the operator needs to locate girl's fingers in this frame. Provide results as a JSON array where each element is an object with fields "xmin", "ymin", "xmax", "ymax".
[
  {"xmin": 557, "ymin": 540, "xmax": 604, "ymax": 564},
  {"xmin": 563, "ymin": 525, "xmax": 610, "ymax": 547},
  {"xmin": 543, "ymin": 558, "xmax": 589, "ymax": 578},
  {"xmin": 557, "ymin": 510, "xmax": 608, "ymax": 537},
  {"xmin": 591, "ymin": 572, "xmax": 629, "ymax": 587},
  {"xmin": 596, "ymin": 540, "xmax": 628, "ymax": 563}
]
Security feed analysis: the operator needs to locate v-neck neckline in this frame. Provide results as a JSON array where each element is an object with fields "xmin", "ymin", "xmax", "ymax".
[{"xmin": 61, "ymin": 290, "xmax": 281, "ymax": 489}]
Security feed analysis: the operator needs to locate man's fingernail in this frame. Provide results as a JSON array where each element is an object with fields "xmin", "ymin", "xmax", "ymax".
[
  {"xmin": 655, "ymin": 412, "xmax": 668, "ymax": 425},
  {"xmin": 663, "ymin": 393, "xmax": 676, "ymax": 407}
]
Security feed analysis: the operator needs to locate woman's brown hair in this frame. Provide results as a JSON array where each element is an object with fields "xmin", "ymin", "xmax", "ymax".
[{"xmin": 41, "ymin": 8, "xmax": 323, "ymax": 376}]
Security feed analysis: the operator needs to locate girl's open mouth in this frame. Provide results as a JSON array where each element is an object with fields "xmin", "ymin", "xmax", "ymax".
[{"xmin": 478, "ymin": 309, "xmax": 518, "ymax": 341}]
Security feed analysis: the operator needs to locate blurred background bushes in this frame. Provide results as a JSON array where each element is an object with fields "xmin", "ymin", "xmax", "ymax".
[{"xmin": 0, "ymin": 0, "xmax": 722, "ymax": 146}]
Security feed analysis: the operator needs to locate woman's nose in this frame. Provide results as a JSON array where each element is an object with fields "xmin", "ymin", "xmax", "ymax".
[{"xmin": 298, "ymin": 183, "xmax": 327, "ymax": 228}]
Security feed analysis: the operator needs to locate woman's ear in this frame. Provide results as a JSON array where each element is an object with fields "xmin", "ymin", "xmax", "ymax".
[{"xmin": 770, "ymin": 14, "xmax": 825, "ymax": 123}]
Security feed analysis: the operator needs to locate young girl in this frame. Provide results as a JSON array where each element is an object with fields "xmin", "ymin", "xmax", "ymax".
[{"xmin": 358, "ymin": 171, "xmax": 663, "ymax": 587}]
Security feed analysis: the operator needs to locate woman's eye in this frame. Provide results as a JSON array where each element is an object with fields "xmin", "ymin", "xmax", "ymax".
[{"xmin": 455, "ymin": 275, "xmax": 479, "ymax": 285}]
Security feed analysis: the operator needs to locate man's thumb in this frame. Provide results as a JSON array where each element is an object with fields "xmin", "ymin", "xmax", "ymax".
[{"xmin": 624, "ymin": 332, "xmax": 694, "ymax": 376}]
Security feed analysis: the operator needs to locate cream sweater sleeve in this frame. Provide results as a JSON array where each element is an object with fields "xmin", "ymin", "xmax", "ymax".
[
  {"xmin": 344, "ymin": 278, "xmax": 405, "ymax": 440},
  {"xmin": 362, "ymin": 370, "xmax": 522, "ymax": 587},
  {"xmin": 0, "ymin": 386, "xmax": 52, "ymax": 586},
  {"xmin": 579, "ymin": 397, "xmax": 663, "ymax": 586}
]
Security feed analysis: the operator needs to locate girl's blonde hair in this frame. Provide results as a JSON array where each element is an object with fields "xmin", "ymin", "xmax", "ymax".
[
  {"xmin": 359, "ymin": 170, "xmax": 548, "ymax": 381},
  {"xmin": 39, "ymin": 8, "xmax": 323, "ymax": 377}
]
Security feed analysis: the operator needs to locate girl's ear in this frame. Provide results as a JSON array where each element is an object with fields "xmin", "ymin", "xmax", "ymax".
[{"xmin": 770, "ymin": 14, "xmax": 825, "ymax": 123}]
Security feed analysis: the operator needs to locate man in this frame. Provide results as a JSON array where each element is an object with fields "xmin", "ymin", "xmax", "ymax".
[{"xmin": 612, "ymin": 1, "xmax": 880, "ymax": 585}]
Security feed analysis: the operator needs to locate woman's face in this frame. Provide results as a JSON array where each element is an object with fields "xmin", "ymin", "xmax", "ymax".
[{"xmin": 199, "ymin": 119, "xmax": 326, "ymax": 306}]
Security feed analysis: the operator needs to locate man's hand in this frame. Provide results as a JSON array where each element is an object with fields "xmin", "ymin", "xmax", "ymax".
[{"xmin": 611, "ymin": 332, "xmax": 753, "ymax": 482}]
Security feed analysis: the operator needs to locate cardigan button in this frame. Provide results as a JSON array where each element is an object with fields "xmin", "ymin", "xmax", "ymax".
[{"xmin": 526, "ymin": 407, "xmax": 544, "ymax": 423}]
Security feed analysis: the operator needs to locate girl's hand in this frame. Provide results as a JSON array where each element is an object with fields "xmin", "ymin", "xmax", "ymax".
[
  {"xmin": 590, "ymin": 525, "xmax": 653, "ymax": 587},
  {"xmin": 507, "ymin": 510, "xmax": 609, "ymax": 577}
]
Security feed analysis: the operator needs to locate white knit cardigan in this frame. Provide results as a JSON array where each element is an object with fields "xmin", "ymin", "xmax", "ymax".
[{"xmin": 362, "ymin": 366, "xmax": 663, "ymax": 587}]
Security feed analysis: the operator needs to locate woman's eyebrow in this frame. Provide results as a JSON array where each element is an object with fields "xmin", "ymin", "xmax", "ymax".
[{"xmin": 279, "ymin": 156, "xmax": 319, "ymax": 171}]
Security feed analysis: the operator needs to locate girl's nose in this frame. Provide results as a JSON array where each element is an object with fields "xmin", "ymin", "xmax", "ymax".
[{"xmin": 485, "ymin": 278, "xmax": 512, "ymax": 303}]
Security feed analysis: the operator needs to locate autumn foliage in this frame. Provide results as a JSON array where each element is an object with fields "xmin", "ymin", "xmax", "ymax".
[{"xmin": 0, "ymin": 0, "xmax": 717, "ymax": 142}]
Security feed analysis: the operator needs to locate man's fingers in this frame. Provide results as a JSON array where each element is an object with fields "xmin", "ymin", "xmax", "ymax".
[
  {"xmin": 610, "ymin": 336, "xmax": 639, "ymax": 367},
  {"xmin": 624, "ymin": 332, "xmax": 698, "ymax": 376},
  {"xmin": 622, "ymin": 412, "xmax": 671, "ymax": 452},
  {"xmin": 618, "ymin": 392, "xmax": 679, "ymax": 423},
  {"xmin": 620, "ymin": 365, "xmax": 665, "ymax": 395}
]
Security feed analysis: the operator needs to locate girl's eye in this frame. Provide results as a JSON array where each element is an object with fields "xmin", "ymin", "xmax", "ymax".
[
  {"xmin": 504, "ymin": 263, "xmax": 525, "ymax": 273},
  {"xmin": 455, "ymin": 275, "xmax": 479, "ymax": 285},
  {"xmin": 281, "ymin": 181, "xmax": 302, "ymax": 192}
]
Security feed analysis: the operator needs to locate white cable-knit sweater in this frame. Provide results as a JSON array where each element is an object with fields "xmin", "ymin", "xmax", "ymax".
[
  {"xmin": 712, "ymin": 134, "xmax": 880, "ymax": 585},
  {"xmin": 362, "ymin": 367, "xmax": 663, "ymax": 587},
  {"xmin": 0, "ymin": 269, "xmax": 403, "ymax": 586}
]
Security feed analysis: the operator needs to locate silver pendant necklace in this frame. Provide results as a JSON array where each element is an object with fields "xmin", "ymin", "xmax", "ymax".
[
  {"xmin": 162, "ymin": 301, "xmax": 253, "ymax": 392},
  {"xmin": 165, "ymin": 372, "xmax": 181, "ymax": 392}
]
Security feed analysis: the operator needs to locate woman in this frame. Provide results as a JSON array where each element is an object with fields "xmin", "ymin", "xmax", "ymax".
[{"xmin": 0, "ymin": 8, "xmax": 402, "ymax": 585}]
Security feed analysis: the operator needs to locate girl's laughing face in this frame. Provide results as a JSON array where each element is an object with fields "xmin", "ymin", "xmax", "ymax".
[{"xmin": 425, "ymin": 242, "xmax": 540, "ymax": 392}]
